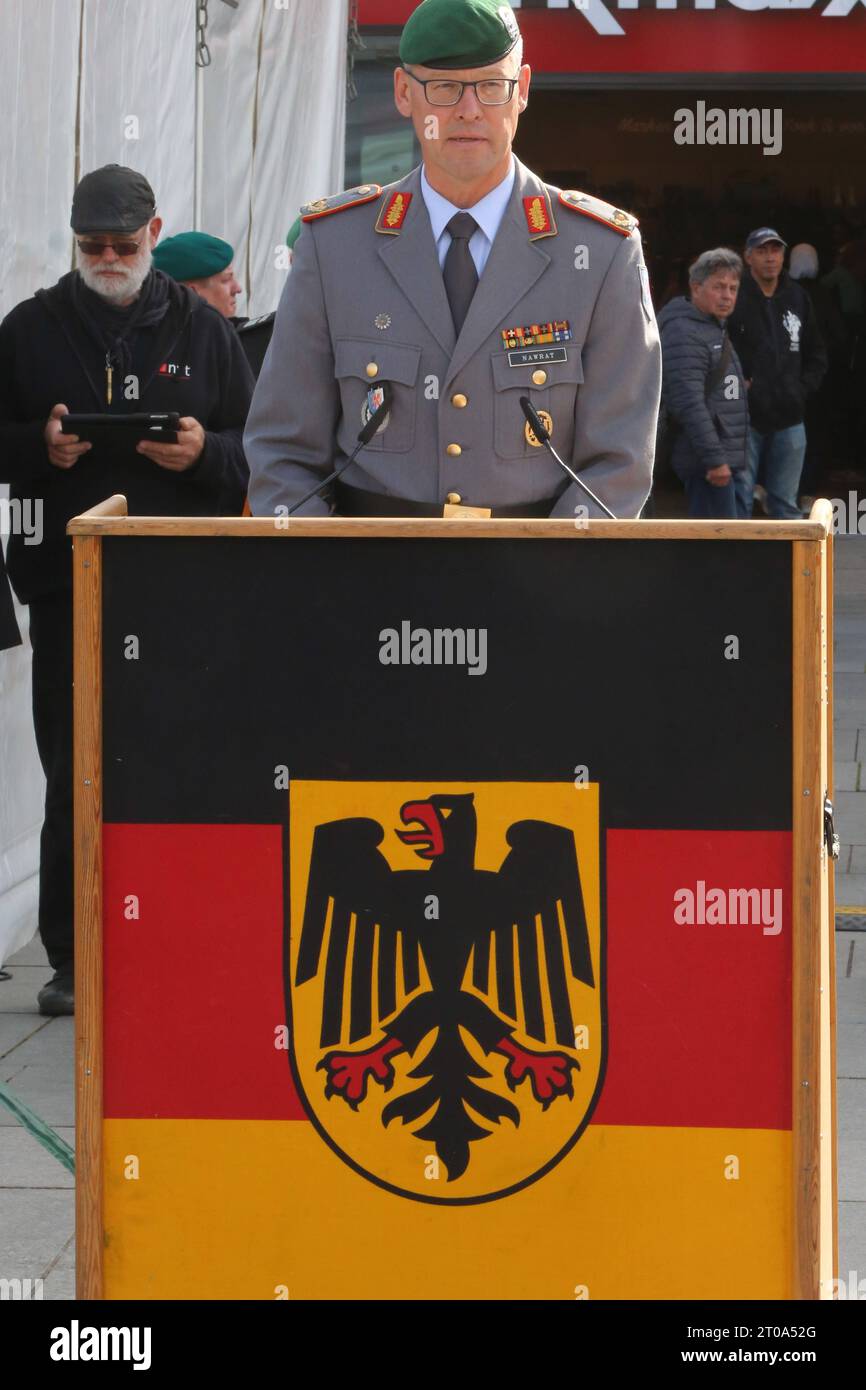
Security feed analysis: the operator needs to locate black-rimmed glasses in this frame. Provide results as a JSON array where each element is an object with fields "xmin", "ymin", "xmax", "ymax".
[{"xmin": 402, "ymin": 68, "xmax": 519, "ymax": 107}]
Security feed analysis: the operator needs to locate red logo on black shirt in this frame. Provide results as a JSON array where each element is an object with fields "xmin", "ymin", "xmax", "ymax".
[{"xmin": 159, "ymin": 362, "xmax": 192, "ymax": 378}]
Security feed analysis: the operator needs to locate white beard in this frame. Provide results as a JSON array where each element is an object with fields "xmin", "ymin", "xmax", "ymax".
[{"xmin": 77, "ymin": 243, "xmax": 153, "ymax": 304}]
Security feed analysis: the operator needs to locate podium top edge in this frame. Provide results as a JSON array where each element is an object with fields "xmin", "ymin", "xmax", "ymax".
[{"xmin": 66, "ymin": 515, "xmax": 831, "ymax": 541}]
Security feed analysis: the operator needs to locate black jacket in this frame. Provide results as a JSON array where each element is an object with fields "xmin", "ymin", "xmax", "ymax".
[
  {"xmin": 657, "ymin": 296, "xmax": 749, "ymax": 478},
  {"xmin": 0, "ymin": 269, "xmax": 254, "ymax": 602},
  {"xmin": 0, "ymin": 544, "xmax": 20, "ymax": 650},
  {"xmin": 727, "ymin": 270, "xmax": 827, "ymax": 434}
]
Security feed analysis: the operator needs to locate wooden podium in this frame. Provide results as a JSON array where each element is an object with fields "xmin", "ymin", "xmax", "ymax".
[{"xmin": 69, "ymin": 496, "xmax": 836, "ymax": 1301}]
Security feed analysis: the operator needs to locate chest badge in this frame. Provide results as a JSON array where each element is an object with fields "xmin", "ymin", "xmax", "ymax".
[
  {"xmin": 525, "ymin": 410, "xmax": 553, "ymax": 449},
  {"xmin": 374, "ymin": 313, "xmax": 392, "ymax": 331},
  {"xmin": 362, "ymin": 384, "xmax": 390, "ymax": 435}
]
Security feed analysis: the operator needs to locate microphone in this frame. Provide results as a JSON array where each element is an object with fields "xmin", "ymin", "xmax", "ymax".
[
  {"xmin": 287, "ymin": 382, "xmax": 394, "ymax": 516},
  {"xmin": 519, "ymin": 397, "xmax": 617, "ymax": 521}
]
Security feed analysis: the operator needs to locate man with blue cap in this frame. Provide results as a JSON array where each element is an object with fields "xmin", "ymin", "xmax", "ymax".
[{"xmin": 246, "ymin": 0, "xmax": 660, "ymax": 519}]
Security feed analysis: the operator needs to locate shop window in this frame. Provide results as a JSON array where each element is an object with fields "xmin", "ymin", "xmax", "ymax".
[{"xmin": 346, "ymin": 56, "xmax": 419, "ymax": 190}]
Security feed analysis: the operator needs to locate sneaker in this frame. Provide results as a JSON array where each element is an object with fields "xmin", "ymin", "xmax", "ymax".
[{"xmin": 37, "ymin": 970, "xmax": 74, "ymax": 1016}]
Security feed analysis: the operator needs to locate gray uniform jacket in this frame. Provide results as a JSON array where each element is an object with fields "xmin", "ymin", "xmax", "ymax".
[{"xmin": 245, "ymin": 158, "xmax": 661, "ymax": 519}]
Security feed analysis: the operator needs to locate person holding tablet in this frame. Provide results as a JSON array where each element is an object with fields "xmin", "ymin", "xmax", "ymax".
[{"xmin": 0, "ymin": 163, "xmax": 255, "ymax": 1015}]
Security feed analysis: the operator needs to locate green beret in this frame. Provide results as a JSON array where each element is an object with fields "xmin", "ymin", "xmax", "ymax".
[
  {"xmin": 153, "ymin": 231, "xmax": 234, "ymax": 282},
  {"xmin": 286, "ymin": 216, "xmax": 302, "ymax": 250},
  {"xmin": 399, "ymin": 0, "xmax": 520, "ymax": 70}
]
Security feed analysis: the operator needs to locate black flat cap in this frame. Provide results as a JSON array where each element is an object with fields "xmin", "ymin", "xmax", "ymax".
[{"xmin": 70, "ymin": 164, "xmax": 156, "ymax": 233}]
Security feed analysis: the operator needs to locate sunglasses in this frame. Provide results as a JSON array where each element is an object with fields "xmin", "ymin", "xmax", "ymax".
[{"xmin": 77, "ymin": 238, "xmax": 142, "ymax": 257}]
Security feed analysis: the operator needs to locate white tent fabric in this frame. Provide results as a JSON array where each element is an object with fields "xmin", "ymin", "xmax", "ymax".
[
  {"xmin": 0, "ymin": 599, "xmax": 44, "ymax": 964},
  {"xmin": 200, "ymin": 0, "xmax": 348, "ymax": 317},
  {"xmin": 243, "ymin": 2, "xmax": 348, "ymax": 318},
  {"xmin": 79, "ymin": 0, "xmax": 197, "ymax": 243},
  {"xmin": 0, "ymin": 0, "xmax": 79, "ymax": 965},
  {"xmin": 0, "ymin": 0, "xmax": 347, "ymax": 964}
]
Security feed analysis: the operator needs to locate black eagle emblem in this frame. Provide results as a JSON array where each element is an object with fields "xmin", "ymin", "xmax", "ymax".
[{"xmin": 295, "ymin": 793, "xmax": 595, "ymax": 1181}]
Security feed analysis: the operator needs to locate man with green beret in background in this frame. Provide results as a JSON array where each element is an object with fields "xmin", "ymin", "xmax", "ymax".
[
  {"xmin": 153, "ymin": 230, "xmax": 244, "ymax": 323},
  {"xmin": 246, "ymin": 0, "xmax": 660, "ymax": 520}
]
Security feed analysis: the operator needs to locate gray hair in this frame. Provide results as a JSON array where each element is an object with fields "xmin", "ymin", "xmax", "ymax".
[{"xmin": 688, "ymin": 248, "xmax": 743, "ymax": 285}]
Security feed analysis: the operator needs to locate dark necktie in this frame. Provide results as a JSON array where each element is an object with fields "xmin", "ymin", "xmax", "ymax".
[{"xmin": 443, "ymin": 212, "xmax": 479, "ymax": 336}]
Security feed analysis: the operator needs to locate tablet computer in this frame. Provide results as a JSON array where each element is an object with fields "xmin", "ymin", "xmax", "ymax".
[{"xmin": 60, "ymin": 413, "xmax": 180, "ymax": 444}]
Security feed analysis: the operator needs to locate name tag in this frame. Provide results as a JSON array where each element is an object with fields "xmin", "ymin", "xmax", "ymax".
[{"xmin": 507, "ymin": 347, "xmax": 568, "ymax": 368}]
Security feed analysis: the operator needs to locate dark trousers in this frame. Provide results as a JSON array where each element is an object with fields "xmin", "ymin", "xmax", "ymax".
[{"xmin": 28, "ymin": 593, "xmax": 74, "ymax": 974}]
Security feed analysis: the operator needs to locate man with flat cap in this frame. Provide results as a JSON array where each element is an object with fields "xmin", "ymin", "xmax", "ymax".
[
  {"xmin": 246, "ymin": 0, "xmax": 660, "ymax": 520},
  {"xmin": 0, "ymin": 163, "xmax": 255, "ymax": 1014},
  {"xmin": 154, "ymin": 230, "xmax": 244, "ymax": 322}
]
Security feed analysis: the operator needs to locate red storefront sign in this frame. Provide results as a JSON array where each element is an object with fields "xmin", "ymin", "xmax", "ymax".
[{"xmin": 359, "ymin": 0, "xmax": 866, "ymax": 74}]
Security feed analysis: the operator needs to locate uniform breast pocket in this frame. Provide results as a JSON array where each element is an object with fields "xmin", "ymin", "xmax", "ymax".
[
  {"xmin": 334, "ymin": 337, "xmax": 421, "ymax": 454},
  {"xmin": 491, "ymin": 348, "xmax": 584, "ymax": 460}
]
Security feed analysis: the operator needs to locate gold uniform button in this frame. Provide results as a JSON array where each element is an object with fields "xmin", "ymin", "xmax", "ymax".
[
  {"xmin": 365, "ymin": 362, "xmax": 378, "ymax": 378},
  {"xmin": 451, "ymin": 393, "xmax": 468, "ymax": 408},
  {"xmin": 446, "ymin": 443, "xmax": 462, "ymax": 457},
  {"xmin": 532, "ymin": 369, "xmax": 548, "ymax": 386},
  {"xmin": 446, "ymin": 492, "xmax": 462, "ymax": 505}
]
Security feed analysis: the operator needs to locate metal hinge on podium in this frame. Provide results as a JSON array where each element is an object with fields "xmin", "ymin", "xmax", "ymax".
[{"xmin": 824, "ymin": 794, "xmax": 840, "ymax": 860}]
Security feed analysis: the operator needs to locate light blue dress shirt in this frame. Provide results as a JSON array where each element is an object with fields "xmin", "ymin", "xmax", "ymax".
[{"xmin": 420, "ymin": 161, "xmax": 516, "ymax": 279}]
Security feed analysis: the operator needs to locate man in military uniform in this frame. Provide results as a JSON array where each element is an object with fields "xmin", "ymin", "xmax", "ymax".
[{"xmin": 245, "ymin": 0, "xmax": 660, "ymax": 519}]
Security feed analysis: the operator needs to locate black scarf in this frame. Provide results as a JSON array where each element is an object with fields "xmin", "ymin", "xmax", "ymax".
[{"xmin": 70, "ymin": 267, "xmax": 172, "ymax": 386}]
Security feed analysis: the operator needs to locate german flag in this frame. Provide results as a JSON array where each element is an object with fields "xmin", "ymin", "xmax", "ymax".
[{"xmin": 97, "ymin": 533, "xmax": 795, "ymax": 1299}]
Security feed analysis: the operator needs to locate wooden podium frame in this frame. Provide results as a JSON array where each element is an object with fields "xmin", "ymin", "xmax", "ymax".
[{"xmin": 68, "ymin": 495, "xmax": 836, "ymax": 1301}]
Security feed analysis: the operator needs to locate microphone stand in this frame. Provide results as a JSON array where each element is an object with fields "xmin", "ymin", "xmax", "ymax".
[{"xmin": 519, "ymin": 396, "xmax": 617, "ymax": 520}]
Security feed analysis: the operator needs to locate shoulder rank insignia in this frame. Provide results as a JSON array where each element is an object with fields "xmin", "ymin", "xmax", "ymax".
[
  {"xmin": 522, "ymin": 193, "xmax": 557, "ymax": 240},
  {"xmin": 375, "ymin": 190, "xmax": 414, "ymax": 235},
  {"xmin": 558, "ymin": 189, "xmax": 638, "ymax": 237},
  {"xmin": 301, "ymin": 184, "xmax": 382, "ymax": 223}
]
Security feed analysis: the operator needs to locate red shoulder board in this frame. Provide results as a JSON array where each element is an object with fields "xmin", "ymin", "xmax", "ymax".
[
  {"xmin": 375, "ymin": 190, "xmax": 414, "ymax": 235},
  {"xmin": 523, "ymin": 193, "xmax": 557, "ymax": 240},
  {"xmin": 558, "ymin": 189, "xmax": 637, "ymax": 237},
  {"xmin": 300, "ymin": 184, "xmax": 381, "ymax": 223}
]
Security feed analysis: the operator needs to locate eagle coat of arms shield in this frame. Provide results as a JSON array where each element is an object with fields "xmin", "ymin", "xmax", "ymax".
[{"xmin": 287, "ymin": 781, "xmax": 606, "ymax": 1203}]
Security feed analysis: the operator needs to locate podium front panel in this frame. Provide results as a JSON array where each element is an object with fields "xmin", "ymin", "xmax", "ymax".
[{"xmin": 71, "ymin": 519, "xmax": 833, "ymax": 1300}]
